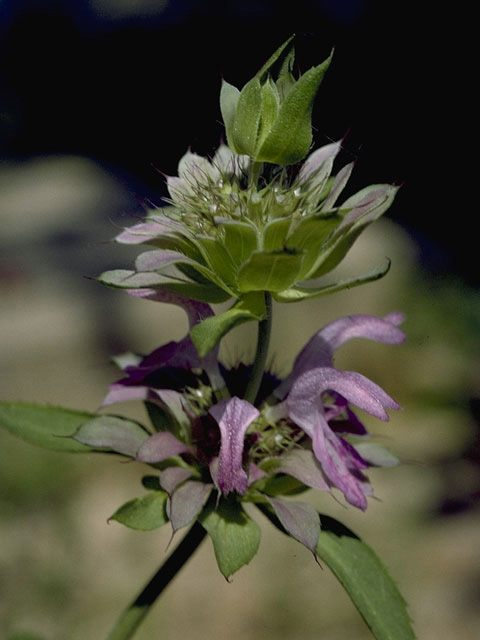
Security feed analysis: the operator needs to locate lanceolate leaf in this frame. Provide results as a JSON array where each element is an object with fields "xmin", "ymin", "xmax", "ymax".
[
  {"xmin": 316, "ymin": 519, "xmax": 416, "ymax": 639},
  {"xmin": 273, "ymin": 259, "xmax": 391, "ymax": 303},
  {"xmin": 258, "ymin": 505, "xmax": 415, "ymax": 639},
  {"xmin": 0, "ymin": 402, "xmax": 95, "ymax": 452}
]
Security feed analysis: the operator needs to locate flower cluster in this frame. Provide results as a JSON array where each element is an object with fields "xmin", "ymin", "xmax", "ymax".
[
  {"xmin": 73, "ymin": 288, "xmax": 404, "ymax": 562},
  {"xmin": 99, "ymin": 141, "xmax": 398, "ymax": 356}
]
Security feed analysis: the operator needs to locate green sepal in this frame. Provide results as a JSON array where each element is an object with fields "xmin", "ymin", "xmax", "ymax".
[
  {"xmin": 109, "ymin": 491, "xmax": 169, "ymax": 530},
  {"xmin": 97, "ymin": 269, "xmax": 231, "ymax": 303},
  {"xmin": 256, "ymin": 51, "xmax": 333, "ymax": 164},
  {"xmin": 237, "ymin": 249, "xmax": 305, "ymax": 292},
  {"xmin": 190, "ymin": 292, "xmax": 266, "ymax": 357},
  {"xmin": 273, "ymin": 258, "xmax": 391, "ymax": 302},
  {"xmin": 199, "ymin": 496, "xmax": 261, "ymax": 579},
  {"xmin": 0, "ymin": 402, "xmax": 95, "ymax": 453}
]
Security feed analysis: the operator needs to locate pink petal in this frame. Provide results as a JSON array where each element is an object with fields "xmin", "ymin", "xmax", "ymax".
[{"xmin": 209, "ymin": 397, "xmax": 259, "ymax": 495}]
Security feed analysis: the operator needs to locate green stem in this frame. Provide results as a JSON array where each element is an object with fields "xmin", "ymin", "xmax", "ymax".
[
  {"xmin": 106, "ymin": 521, "xmax": 207, "ymax": 640},
  {"xmin": 244, "ymin": 292, "xmax": 272, "ymax": 406}
]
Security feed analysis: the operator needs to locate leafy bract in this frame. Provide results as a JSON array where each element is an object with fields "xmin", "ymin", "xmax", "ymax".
[
  {"xmin": 199, "ymin": 497, "xmax": 261, "ymax": 579},
  {"xmin": 109, "ymin": 491, "xmax": 169, "ymax": 530}
]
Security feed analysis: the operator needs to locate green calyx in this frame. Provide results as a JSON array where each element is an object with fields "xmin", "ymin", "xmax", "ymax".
[{"xmin": 220, "ymin": 35, "xmax": 333, "ymax": 165}]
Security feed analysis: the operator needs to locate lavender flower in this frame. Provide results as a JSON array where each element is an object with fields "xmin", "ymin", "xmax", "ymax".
[{"xmin": 73, "ymin": 297, "xmax": 404, "ymax": 554}]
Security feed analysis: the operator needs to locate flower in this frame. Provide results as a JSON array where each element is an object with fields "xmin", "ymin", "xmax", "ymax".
[{"xmin": 73, "ymin": 302, "xmax": 405, "ymax": 560}]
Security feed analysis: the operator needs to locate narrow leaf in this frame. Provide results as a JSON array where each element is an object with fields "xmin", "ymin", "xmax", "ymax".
[
  {"xmin": 190, "ymin": 292, "xmax": 266, "ymax": 357},
  {"xmin": 316, "ymin": 522, "xmax": 416, "ymax": 639},
  {"xmin": 0, "ymin": 402, "xmax": 95, "ymax": 452},
  {"xmin": 273, "ymin": 259, "xmax": 391, "ymax": 302}
]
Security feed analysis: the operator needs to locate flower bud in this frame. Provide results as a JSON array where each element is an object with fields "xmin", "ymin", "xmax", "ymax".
[{"xmin": 220, "ymin": 35, "xmax": 332, "ymax": 165}]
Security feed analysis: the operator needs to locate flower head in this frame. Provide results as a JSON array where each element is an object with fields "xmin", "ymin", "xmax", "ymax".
[{"xmin": 73, "ymin": 305, "xmax": 405, "ymax": 563}]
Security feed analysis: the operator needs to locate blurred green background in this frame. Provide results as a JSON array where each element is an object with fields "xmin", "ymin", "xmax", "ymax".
[{"xmin": 1, "ymin": 2, "xmax": 477, "ymax": 639}]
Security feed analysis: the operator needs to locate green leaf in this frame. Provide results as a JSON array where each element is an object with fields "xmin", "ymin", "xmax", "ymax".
[
  {"xmin": 109, "ymin": 491, "xmax": 169, "ymax": 530},
  {"xmin": 232, "ymin": 76, "xmax": 263, "ymax": 156},
  {"xmin": 316, "ymin": 519, "xmax": 415, "ymax": 639},
  {"xmin": 220, "ymin": 80, "xmax": 241, "ymax": 151},
  {"xmin": 256, "ymin": 52, "xmax": 333, "ymax": 164},
  {"xmin": 256, "ymin": 34, "xmax": 295, "ymax": 81},
  {"xmin": 273, "ymin": 259, "xmax": 391, "ymax": 302},
  {"xmin": 286, "ymin": 212, "xmax": 341, "ymax": 279},
  {"xmin": 190, "ymin": 292, "xmax": 266, "ymax": 357},
  {"xmin": 0, "ymin": 402, "xmax": 95, "ymax": 452},
  {"xmin": 195, "ymin": 236, "xmax": 238, "ymax": 289},
  {"xmin": 199, "ymin": 497, "xmax": 261, "ymax": 579},
  {"xmin": 257, "ymin": 78, "xmax": 280, "ymax": 148},
  {"xmin": 311, "ymin": 184, "xmax": 399, "ymax": 278},
  {"xmin": 259, "ymin": 506, "xmax": 415, "ymax": 639},
  {"xmin": 237, "ymin": 249, "xmax": 305, "ymax": 292}
]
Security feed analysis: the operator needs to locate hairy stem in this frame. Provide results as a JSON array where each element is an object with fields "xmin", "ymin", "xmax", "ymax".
[
  {"xmin": 244, "ymin": 292, "xmax": 273, "ymax": 406},
  {"xmin": 106, "ymin": 521, "xmax": 207, "ymax": 640}
]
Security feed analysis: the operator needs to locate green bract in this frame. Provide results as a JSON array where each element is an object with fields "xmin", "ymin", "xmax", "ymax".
[
  {"xmin": 220, "ymin": 35, "xmax": 332, "ymax": 164},
  {"xmin": 99, "ymin": 143, "xmax": 398, "ymax": 354}
]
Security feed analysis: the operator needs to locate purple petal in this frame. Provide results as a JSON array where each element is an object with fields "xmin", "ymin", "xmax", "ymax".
[
  {"xmin": 248, "ymin": 463, "xmax": 266, "ymax": 485},
  {"xmin": 311, "ymin": 415, "xmax": 370, "ymax": 510},
  {"xmin": 267, "ymin": 497, "xmax": 320, "ymax": 555},
  {"xmin": 209, "ymin": 397, "xmax": 259, "ymax": 495},
  {"xmin": 136, "ymin": 431, "xmax": 191, "ymax": 463},
  {"xmin": 168, "ymin": 481, "xmax": 212, "ymax": 532},
  {"xmin": 287, "ymin": 367, "xmax": 397, "ymax": 424},
  {"xmin": 276, "ymin": 449, "xmax": 330, "ymax": 491},
  {"xmin": 276, "ymin": 313, "xmax": 405, "ymax": 399},
  {"xmin": 318, "ymin": 313, "xmax": 406, "ymax": 352}
]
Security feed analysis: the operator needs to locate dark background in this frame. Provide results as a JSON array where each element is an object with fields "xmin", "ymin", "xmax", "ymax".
[{"xmin": 0, "ymin": 0, "xmax": 468, "ymax": 283}]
